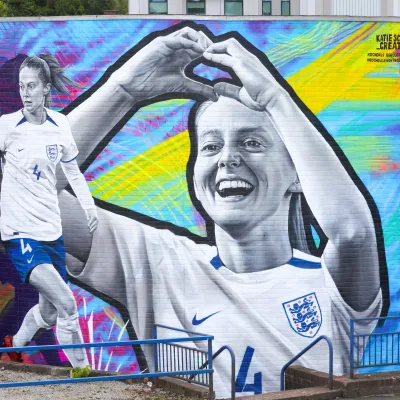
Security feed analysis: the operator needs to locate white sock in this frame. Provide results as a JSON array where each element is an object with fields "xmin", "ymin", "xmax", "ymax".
[
  {"xmin": 56, "ymin": 312, "xmax": 89, "ymax": 368},
  {"xmin": 13, "ymin": 304, "xmax": 53, "ymax": 348}
]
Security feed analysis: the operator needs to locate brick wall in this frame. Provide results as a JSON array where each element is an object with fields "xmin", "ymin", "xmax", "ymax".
[{"xmin": 0, "ymin": 18, "xmax": 398, "ymax": 398}]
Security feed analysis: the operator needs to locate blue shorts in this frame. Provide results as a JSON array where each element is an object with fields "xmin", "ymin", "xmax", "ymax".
[{"xmin": 3, "ymin": 237, "xmax": 67, "ymax": 284}]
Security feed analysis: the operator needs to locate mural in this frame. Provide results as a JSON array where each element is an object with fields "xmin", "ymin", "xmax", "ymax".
[
  {"xmin": 0, "ymin": 18, "xmax": 399, "ymax": 398},
  {"xmin": 0, "ymin": 53, "xmax": 98, "ymax": 369}
]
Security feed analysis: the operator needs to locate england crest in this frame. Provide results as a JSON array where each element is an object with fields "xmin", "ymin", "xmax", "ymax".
[
  {"xmin": 282, "ymin": 292, "xmax": 322, "ymax": 338},
  {"xmin": 46, "ymin": 144, "xmax": 58, "ymax": 162}
]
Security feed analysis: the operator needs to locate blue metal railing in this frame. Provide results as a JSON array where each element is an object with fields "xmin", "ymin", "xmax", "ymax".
[
  {"xmin": 188, "ymin": 345, "xmax": 236, "ymax": 400},
  {"xmin": 350, "ymin": 316, "xmax": 400, "ymax": 378},
  {"xmin": 158, "ymin": 342, "xmax": 209, "ymax": 385},
  {"xmin": 154, "ymin": 324, "xmax": 212, "ymax": 387},
  {"xmin": 280, "ymin": 335, "xmax": 333, "ymax": 391},
  {"xmin": 0, "ymin": 324, "xmax": 215, "ymax": 400}
]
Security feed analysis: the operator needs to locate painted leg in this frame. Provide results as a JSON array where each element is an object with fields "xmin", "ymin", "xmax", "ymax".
[
  {"xmin": 56, "ymin": 312, "xmax": 88, "ymax": 368},
  {"xmin": 29, "ymin": 264, "xmax": 89, "ymax": 368},
  {"xmin": 5, "ymin": 295, "xmax": 56, "ymax": 362},
  {"xmin": 13, "ymin": 300, "xmax": 55, "ymax": 347}
]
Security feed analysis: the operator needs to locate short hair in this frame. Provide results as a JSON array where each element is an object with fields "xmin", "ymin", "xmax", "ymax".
[
  {"xmin": 188, "ymin": 99, "xmax": 313, "ymax": 255},
  {"xmin": 20, "ymin": 54, "xmax": 84, "ymax": 108}
]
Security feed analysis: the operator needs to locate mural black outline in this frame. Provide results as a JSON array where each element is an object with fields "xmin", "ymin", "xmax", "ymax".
[
  {"xmin": 59, "ymin": 20, "xmax": 389, "ymax": 321},
  {"xmin": 0, "ymin": 20, "xmax": 390, "ymax": 376}
]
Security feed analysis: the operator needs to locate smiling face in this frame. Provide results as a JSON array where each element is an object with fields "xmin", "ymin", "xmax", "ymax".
[
  {"xmin": 19, "ymin": 66, "xmax": 50, "ymax": 115},
  {"xmin": 193, "ymin": 97, "xmax": 297, "ymax": 232}
]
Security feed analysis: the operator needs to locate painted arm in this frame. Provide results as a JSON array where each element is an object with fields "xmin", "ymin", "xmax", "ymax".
[
  {"xmin": 61, "ymin": 159, "xmax": 98, "ymax": 234},
  {"xmin": 59, "ymin": 26, "xmax": 216, "ymax": 264},
  {"xmin": 66, "ymin": 82, "xmax": 134, "ymax": 168},
  {"xmin": 58, "ymin": 190, "xmax": 95, "ymax": 268},
  {"xmin": 204, "ymin": 38, "xmax": 380, "ymax": 311}
]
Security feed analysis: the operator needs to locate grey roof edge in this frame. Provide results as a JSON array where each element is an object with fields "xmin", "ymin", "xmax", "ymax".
[{"xmin": 1, "ymin": 14, "xmax": 400, "ymax": 22}]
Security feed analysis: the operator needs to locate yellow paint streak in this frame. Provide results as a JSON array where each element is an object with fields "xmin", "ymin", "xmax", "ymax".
[
  {"xmin": 339, "ymin": 77, "xmax": 400, "ymax": 100},
  {"xmin": 103, "ymin": 307, "xmax": 128, "ymax": 330},
  {"xmin": 91, "ymin": 23, "xmax": 400, "ymax": 207},
  {"xmin": 90, "ymin": 133, "xmax": 190, "ymax": 201},
  {"xmin": 267, "ymin": 21, "xmax": 345, "ymax": 69},
  {"xmin": 288, "ymin": 22, "xmax": 400, "ymax": 114}
]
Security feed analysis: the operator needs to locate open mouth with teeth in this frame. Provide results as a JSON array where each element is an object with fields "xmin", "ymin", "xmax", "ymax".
[{"xmin": 216, "ymin": 180, "xmax": 254, "ymax": 198}]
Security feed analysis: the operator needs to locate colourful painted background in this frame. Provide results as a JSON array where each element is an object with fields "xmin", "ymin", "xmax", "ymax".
[{"xmin": 0, "ymin": 18, "xmax": 399, "ymax": 374}]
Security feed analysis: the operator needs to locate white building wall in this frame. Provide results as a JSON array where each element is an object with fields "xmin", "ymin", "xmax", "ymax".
[
  {"xmin": 129, "ymin": 0, "xmax": 148, "ymax": 13},
  {"xmin": 129, "ymin": 0, "xmax": 148, "ymax": 14},
  {"xmin": 169, "ymin": 0, "xmax": 184, "ymax": 14},
  {"xmin": 128, "ymin": 0, "xmax": 395, "ymax": 16},
  {"xmin": 394, "ymin": 0, "xmax": 400, "ymax": 16},
  {"xmin": 300, "ymin": 0, "xmax": 316, "ymax": 15},
  {"xmin": 244, "ymin": 0, "xmax": 260, "ymax": 15},
  {"xmin": 308, "ymin": 0, "xmax": 316, "ymax": 15},
  {"xmin": 206, "ymin": 0, "xmax": 223, "ymax": 14},
  {"xmin": 332, "ymin": 0, "xmax": 381, "ymax": 16},
  {"xmin": 128, "ymin": 0, "xmax": 139, "ymax": 13},
  {"xmin": 300, "ymin": 0, "xmax": 307, "ymax": 14}
]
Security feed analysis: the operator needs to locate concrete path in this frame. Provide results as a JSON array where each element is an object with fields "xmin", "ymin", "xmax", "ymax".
[{"xmin": 349, "ymin": 396, "xmax": 400, "ymax": 400}]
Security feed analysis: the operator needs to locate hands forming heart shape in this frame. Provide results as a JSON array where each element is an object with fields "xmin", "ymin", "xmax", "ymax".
[{"xmin": 110, "ymin": 26, "xmax": 288, "ymax": 111}]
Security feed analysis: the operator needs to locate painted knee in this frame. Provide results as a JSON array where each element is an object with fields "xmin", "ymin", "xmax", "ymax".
[
  {"xmin": 57, "ymin": 292, "xmax": 78, "ymax": 318},
  {"xmin": 32, "ymin": 304, "xmax": 54, "ymax": 330},
  {"xmin": 56, "ymin": 312, "xmax": 80, "ymax": 335}
]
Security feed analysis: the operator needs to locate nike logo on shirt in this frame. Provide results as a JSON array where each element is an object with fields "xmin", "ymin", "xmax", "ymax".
[
  {"xmin": 192, "ymin": 311, "xmax": 221, "ymax": 326},
  {"xmin": 18, "ymin": 148, "xmax": 24, "ymax": 152},
  {"xmin": 27, "ymin": 255, "xmax": 34, "ymax": 264}
]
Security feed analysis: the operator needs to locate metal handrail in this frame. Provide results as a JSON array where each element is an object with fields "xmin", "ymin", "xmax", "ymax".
[
  {"xmin": 153, "ymin": 324, "xmax": 214, "ymax": 400},
  {"xmin": 189, "ymin": 345, "xmax": 236, "ymax": 400},
  {"xmin": 349, "ymin": 317, "xmax": 400, "ymax": 378},
  {"xmin": 0, "ymin": 336, "xmax": 213, "ymax": 353},
  {"xmin": 154, "ymin": 323, "xmax": 211, "ymax": 337},
  {"xmin": 0, "ymin": 324, "xmax": 214, "ymax": 400},
  {"xmin": 280, "ymin": 335, "xmax": 333, "ymax": 391}
]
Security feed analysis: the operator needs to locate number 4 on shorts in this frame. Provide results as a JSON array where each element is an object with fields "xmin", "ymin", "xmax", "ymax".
[
  {"xmin": 20, "ymin": 239, "xmax": 32, "ymax": 254},
  {"xmin": 235, "ymin": 346, "xmax": 262, "ymax": 394}
]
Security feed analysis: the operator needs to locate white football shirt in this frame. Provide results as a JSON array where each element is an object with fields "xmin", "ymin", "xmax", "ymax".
[
  {"xmin": 69, "ymin": 207, "xmax": 382, "ymax": 398},
  {"xmin": 0, "ymin": 109, "xmax": 79, "ymax": 241}
]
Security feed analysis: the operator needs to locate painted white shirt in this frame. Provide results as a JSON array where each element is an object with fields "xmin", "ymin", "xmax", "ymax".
[
  {"xmin": 0, "ymin": 109, "xmax": 78, "ymax": 241},
  {"xmin": 70, "ymin": 207, "xmax": 382, "ymax": 398}
]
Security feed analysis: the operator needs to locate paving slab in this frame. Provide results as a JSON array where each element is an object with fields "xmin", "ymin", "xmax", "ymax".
[
  {"xmin": 347, "ymin": 396, "xmax": 400, "ymax": 400},
  {"xmin": 225, "ymin": 387, "xmax": 342, "ymax": 400},
  {"xmin": 0, "ymin": 360, "xmax": 210, "ymax": 399}
]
